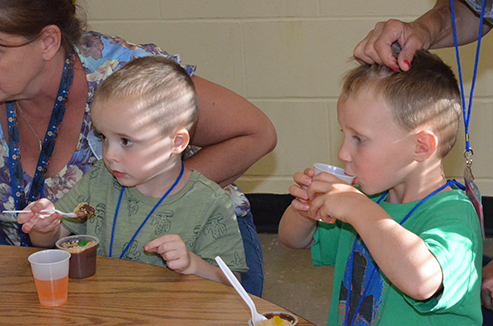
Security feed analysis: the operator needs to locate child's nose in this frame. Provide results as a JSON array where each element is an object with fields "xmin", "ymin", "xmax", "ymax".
[
  {"xmin": 338, "ymin": 141, "xmax": 351, "ymax": 163},
  {"xmin": 103, "ymin": 143, "xmax": 120, "ymax": 163}
]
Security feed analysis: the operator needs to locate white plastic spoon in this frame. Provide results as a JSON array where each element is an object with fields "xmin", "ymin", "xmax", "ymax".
[
  {"xmin": 3, "ymin": 209, "xmax": 77, "ymax": 218},
  {"xmin": 215, "ymin": 256, "xmax": 267, "ymax": 324}
]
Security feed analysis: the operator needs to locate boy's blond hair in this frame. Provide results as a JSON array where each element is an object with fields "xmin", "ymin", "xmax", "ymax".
[
  {"xmin": 93, "ymin": 56, "xmax": 199, "ymax": 137},
  {"xmin": 340, "ymin": 50, "xmax": 461, "ymax": 158}
]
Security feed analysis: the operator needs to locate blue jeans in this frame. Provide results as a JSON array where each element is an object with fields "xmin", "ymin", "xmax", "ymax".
[{"xmin": 237, "ymin": 209, "xmax": 264, "ymax": 297}]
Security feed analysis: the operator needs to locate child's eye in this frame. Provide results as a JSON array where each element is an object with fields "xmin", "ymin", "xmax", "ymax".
[
  {"xmin": 353, "ymin": 135, "xmax": 366, "ymax": 143},
  {"xmin": 121, "ymin": 138, "xmax": 134, "ymax": 147},
  {"xmin": 94, "ymin": 130, "xmax": 107, "ymax": 142}
]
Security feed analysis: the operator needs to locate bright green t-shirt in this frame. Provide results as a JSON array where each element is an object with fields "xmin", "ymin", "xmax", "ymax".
[
  {"xmin": 312, "ymin": 188, "xmax": 482, "ymax": 325},
  {"xmin": 58, "ymin": 160, "xmax": 247, "ymax": 273}
]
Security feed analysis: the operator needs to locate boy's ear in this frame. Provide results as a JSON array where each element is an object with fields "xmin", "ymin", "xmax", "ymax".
[
  {"xmin": 171, "ymin": 128, "xmax": 190, "ymax": 155},
  {"xmin": 413, "ymin": 129, "xmax": 438, "ymax": 162},
  {"xmin": 38, "ymin": 25, "xmax": 62, "ymax": 61}
]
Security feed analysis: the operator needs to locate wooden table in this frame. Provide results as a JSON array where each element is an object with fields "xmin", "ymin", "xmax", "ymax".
[{"xmin": 0, "ymin": 245, "xmax": 315, "ymax": 325}]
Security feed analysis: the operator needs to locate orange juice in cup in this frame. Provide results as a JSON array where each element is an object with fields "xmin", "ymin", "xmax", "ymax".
[
  {"xmin": 28, "ymin": 249, "xmax": 71, "ymax": 307},
  {"xmin": 34, "ymin": 276, "xmax": 69, "ymax": 306}
]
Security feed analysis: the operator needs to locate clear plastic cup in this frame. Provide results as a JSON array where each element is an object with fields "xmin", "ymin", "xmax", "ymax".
[
  {"xmin": 28, "ymin": 249, "xmax": 71, "ymax": 307},
  {"xmin": 313, "ymin": 163, "xmax": 355, "ymax": 184},
  {"xmin": 56, "ymin": 235, "xmax": 99, "ymax": 279},
  {"xmin": 248, "ymin": 311, "xmax": 298, "ymax": 326}
]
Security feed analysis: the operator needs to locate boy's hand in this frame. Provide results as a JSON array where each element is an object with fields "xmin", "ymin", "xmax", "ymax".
[
  {"xmin": 306, "ymin": 172, "xmax": 367, "ymax": 224},
  {"xmin": 144, "ymin": 235, "xmax": 194, "ymax": 274},
  {"xmin": 288, "ymin": 168, "xmax": 316, "ymax": 215},
  {"xmin": 17, "ymin": 199, "xmax": 62, "ymax": 234}
]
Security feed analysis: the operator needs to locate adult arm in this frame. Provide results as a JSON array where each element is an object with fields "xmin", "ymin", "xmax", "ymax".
[
  {"xmin": 185, "ymin": 75, "xmax": 277, "ymax": 188},
  {"xmin": 354, "ymin": 0, "xmax": 493, "ymax": 71}
]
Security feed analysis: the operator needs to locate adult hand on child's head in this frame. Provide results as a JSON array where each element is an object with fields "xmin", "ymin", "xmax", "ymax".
[
  {"xmin": 17, "ymin": 199, "xmax": 62, "ymax": 234},
  {"xmin": 306, "ymin": 173, "xmax": 365, "ymax": 224},
  {"xmin": 144, "ymin": 234, "xmax": 193, "ymax": 274},
  {"xmin": 481, "ymin": 260, "xmax": 493, "ymax": 310},
  {"xmin": 354, "ymin": 19, "xmax": 431, "ymax": 72}
]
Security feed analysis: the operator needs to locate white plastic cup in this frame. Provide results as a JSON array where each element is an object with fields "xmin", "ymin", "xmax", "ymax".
[
  {"xmin": 28, "ymin": 249, "xmax": 71, "ymax": 307},
  {"xmin": 313, "ymin": 163, "xmax": 355, "ymax": 184}
]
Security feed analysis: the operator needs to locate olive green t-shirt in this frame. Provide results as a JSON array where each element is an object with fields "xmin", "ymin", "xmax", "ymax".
[{"xmin": 59, "ymin": 160, "xmax": 247, "ymax": 273}]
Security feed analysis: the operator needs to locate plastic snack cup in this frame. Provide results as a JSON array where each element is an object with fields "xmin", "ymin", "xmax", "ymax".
[
  {"xmin": 248, "ymin": 311, "xmax": 298, "ymax": 326},
  {"xmin": 56, "ymin": 235, "xmax": 99, "ymax": 279},
  {"xmin": 28, "ymin": 249, "xmax": 71, "ymax": 307},
  {"xmin": 313, "ymin": 163, "xmax": 355, "ymax": 184}
]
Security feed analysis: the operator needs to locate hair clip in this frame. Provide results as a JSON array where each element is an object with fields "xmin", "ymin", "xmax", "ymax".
[{"xmin": 391, "ymin": 41, "xmax": 402, "ymax": 58}]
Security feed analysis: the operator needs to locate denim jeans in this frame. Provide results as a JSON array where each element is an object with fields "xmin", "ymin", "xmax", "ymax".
[{"xmin": 237, "ymin": 209, "xmax": 264, "ymax": 297}]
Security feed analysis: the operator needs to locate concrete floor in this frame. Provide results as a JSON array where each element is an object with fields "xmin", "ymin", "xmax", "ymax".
[{"xmin": 260, "ymin": 234, "xmax": 493, "ymax": 326}]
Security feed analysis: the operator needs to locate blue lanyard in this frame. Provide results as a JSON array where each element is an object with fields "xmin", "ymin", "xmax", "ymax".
[
  {"xmin": 450, "ymin": 0, "xmax": 485, "ymax": 153},
  {"xmin": 6, "ymin": 53, "xmax": 75, "ymax": 246},
  {"xmin": 343, "ymin": 180, "xmax": 465, "ymax": 326},
  {"xmin": 109, "ymin": 162, "xmax": 185, "ymax": 259}
]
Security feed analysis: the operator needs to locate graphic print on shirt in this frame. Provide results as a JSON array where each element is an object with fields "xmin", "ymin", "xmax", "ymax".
[
  {"xmin": 151, "ymin": 210, "xmax": 173, "ymax": 235},
  {"xmin": 203, "ymin": 214, "xmax": 227, "ymax": 239},
  {"xmin": 339, "ymin": 239, "xmax": 384, "ymax": 325},
  {"xmin": 122, "ymin": 239, "xmax": 141, "ymax": 261},
  {"xmin": 93, "ymin": 203, "xmax": 106, "ymax": 235}
]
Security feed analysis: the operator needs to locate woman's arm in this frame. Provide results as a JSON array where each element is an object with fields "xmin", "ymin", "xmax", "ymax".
[
  {"xmin": 354, "ymin": 0, "xmax": 493, "ymax": 71},
  {"xmin": 185, "ymin": 75, "xmax": 277, "ymax": 188},
  {"xmin": 426, "ymin": 0, "xmax": 492, "ymax": 49}
]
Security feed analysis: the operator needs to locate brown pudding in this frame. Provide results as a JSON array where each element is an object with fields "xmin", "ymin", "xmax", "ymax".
[
  {"xmin": 73, "ymin": 202, "xmax": 96, "ymax": 218},
  {"xmin": 56, "ymin": 235, "xmax": 99, "ymax": 279}
]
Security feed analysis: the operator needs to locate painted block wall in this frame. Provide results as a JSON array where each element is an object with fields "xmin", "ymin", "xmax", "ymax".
[{"xmin": 80, "ymin": 0, "xmax": 493, "ymax": 195}]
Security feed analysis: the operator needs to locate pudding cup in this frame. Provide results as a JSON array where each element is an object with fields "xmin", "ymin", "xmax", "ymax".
[{"xmin": 56, "ymin": 235, "xmax": 99, "ymax": 279}]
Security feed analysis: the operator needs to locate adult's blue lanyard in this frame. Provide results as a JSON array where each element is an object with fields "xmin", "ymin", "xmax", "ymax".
[
  {"xmin": 6, "ymin": 53, "xmax": 75, "ymax": 246},
  {"xmin": 109, "ymin": 162, "xmax": 185, "ymax": 259},
  {"xmin": 451, "ymin": 0, "xmax": 485, "ymax": 238},
  {"xmin": 343, "ymin": 180, "xmax": 465, "ymax": 326},
  {"xmin": 450, "ymin": 0, "xmax": 485, "ymax": 153}
]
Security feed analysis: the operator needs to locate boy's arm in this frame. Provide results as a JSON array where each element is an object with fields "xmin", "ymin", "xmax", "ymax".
[
  {"xmin": 349, "ymin": 203, "xmax": 443, "ymax": 301},
  {"xmin": 29, "ymin": 224, "xmax": 71, "ymax": 248},
  {"xmin": 16, "ymin": 198, "xmax": 71, "ymax": 248},
  {"xmin": 278, "ymin": 168, "xmax": 320, "ymax": 249},
  {"xmin": 144, "ymin": 234, "xmax": 241, "ymax": 285},
  {"xmin": 278, "ymin": 205, "xmax": 317, "ymax": 249},
  {"xmin": 308, "ymin": 178, "xmax": 443, "ymax": 301},
  {"xmin": 183, "ymin": 251, "xmax": 242, "ymax": 285}
]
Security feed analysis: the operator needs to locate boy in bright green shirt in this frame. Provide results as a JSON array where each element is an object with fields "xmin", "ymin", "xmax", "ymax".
[{"xmin": 279, "ymin": 50, "xmax": 482, "ymax": 325}]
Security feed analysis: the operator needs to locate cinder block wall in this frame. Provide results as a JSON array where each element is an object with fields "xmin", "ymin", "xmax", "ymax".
[{"xmin": 81, "ymin": 0, "xmax": 493, "ymax": 195}]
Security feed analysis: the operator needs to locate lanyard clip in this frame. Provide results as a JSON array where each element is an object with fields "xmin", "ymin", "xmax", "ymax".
[{"xmin": 464, "ymin": 148, "xmax": 474, "ymax": 169}]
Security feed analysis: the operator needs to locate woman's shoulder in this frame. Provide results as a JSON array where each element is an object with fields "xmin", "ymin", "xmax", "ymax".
[{"xmin": 76, "ymin": 31, "xmax": 196, "ymax": 76}]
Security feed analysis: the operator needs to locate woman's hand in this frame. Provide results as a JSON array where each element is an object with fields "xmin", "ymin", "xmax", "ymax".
[{"xmin": 354, "ymin": 19, "xmax": 431, "ymax": 71}]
